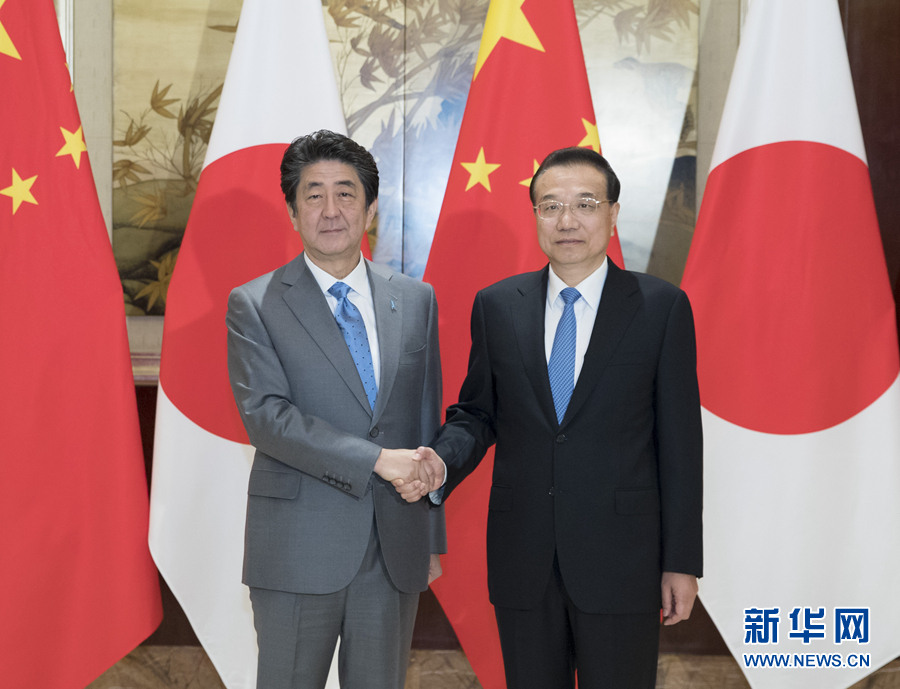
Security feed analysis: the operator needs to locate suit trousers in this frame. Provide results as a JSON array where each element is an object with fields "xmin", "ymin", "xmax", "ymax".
[
  {"xmin": 250, "ymin": 521, "xmax": 419, "ymax": 689},
  {"xmin": 494, "ymin": 556, "xmax": 660, "ymax": 689}
]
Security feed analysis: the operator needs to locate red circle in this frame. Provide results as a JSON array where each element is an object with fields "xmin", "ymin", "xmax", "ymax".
[
  {"xmin": 682, "ymin": 141, "xmax": 899, "ymax": 434},
  {"xmin": 160, "ymin": 145, "xmax": 301, "ymax": 443}
]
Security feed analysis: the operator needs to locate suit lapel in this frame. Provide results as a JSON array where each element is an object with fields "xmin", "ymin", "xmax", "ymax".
[
  {"xmin": 562, "ymin": 261, "xmax": 640, "ymax": 426},
  {"xmin": 280, "ymin": 254, "xmax": 373, "ymax": 415},
  {"xmin": 511, "ymin": 268, "xmax": 559, "ymax": 426},
  {"xmin": 368, "ymin": 261, "xmax": 401, "ymax": 423}
]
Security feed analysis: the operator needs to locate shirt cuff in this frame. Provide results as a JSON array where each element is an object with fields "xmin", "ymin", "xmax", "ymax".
[{"xmin": 428, "ymin": 456, "xmax": 447, "ymax": 504}]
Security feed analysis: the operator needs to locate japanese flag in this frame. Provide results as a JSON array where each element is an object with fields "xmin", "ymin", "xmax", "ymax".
[{"xmin": 681, "ymin": 0, "xmax": 900, "ymax": 687}]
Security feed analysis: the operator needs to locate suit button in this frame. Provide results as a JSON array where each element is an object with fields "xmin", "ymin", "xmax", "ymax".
[
  {"xmin": 556, "ymin": 434, "xmax": 567, "ymax": 443},
  {"xmin": 548, "ymin": 487, "xmax": 556, "ymax": 496},
  {"xmin": 369, "ymin": 427, "xmax": 380, "ymax": 438}
]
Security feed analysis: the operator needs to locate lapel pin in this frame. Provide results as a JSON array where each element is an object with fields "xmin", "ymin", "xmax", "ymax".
[{"xmin": 390, "ymin": 298, "xmax": 397, "ymax": 312}]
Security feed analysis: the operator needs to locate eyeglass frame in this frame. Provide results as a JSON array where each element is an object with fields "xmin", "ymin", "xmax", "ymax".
[{"xmin": 533, "ymin": 197, "xmax": 613, "ymax": 220}]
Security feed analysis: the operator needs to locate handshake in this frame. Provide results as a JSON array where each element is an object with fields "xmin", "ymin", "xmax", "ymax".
[{"xmin": 374, "ymin": 446, "xmax": 445, "ymax": 503}]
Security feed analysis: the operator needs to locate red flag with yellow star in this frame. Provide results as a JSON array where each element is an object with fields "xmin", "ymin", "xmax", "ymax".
[
  {"xmin": 0, "ymin": 1, "xmax": 162, "ymax": 686},
  {"xmin": 424, "ymin": 1, "xmax": 621, "ymax": 686}
]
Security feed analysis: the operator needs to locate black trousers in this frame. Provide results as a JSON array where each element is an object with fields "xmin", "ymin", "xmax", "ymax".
[{"xmin": 494, "ymin": 557, "xmax": 660, "ymax": 689}]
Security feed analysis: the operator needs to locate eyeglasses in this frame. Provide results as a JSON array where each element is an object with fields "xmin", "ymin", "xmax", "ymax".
[{"xmin": 533, "ymin": 198, "xmax": 611, "ymax": 220}]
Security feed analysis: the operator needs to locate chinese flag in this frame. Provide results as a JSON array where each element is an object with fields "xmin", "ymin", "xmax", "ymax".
[
  {"xmin": 681, "ymin": 0, "xmax": 900, "ymax": 687},
  {"xmin": 147, "ymin": 0, "xmax": 349, "ymax": 686},
  {"xmin": 424, "ymin": 1, "xmax": 621, "ymax": 687},
  {"xmin": 0, "ymin": 1, "xmax": 162, "ymax": 687}
]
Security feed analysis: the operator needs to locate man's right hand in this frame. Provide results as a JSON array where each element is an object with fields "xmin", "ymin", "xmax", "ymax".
[
  {"xmin": 374, "ymin": 447, "xmax": 442, "ymax": 498},
  {"xmin": 374, "ymin": 448, "xmax": 420, "ymax": 484},
  {"xmin": 390, "ymin": 446, "xmax": 445, "ymax": 503}
]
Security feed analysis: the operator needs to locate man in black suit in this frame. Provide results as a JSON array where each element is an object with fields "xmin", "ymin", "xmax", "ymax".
[{"xmin": 402, "ymin": 147, "xmax": 702, "ymax": 688}]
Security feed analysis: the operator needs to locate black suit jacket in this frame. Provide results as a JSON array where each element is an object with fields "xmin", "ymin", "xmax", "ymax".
[{"xmin": 432, "ymin": 261, "xmax": 702, "ymax": 614}]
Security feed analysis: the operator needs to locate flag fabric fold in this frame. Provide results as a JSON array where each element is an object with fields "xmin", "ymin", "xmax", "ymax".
[
  {"xmin": 147, "ymin": 1, "xmax": 347, "ymax": 687},
  {"xmin": 681, "ymin": 1, "xmax": 900, "ymax": 687},
  {"xmin": 424, "ymin": 1, "xmax": 621, "ymax": 687},
  {"xmin": 0, "ymin": 1, "xmax": 162, "ymax": 686}
]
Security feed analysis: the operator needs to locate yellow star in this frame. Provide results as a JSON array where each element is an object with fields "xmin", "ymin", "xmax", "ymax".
[
  {"xmin": 0, "ymin": 0, "xmax": 21, "ymax": 60},
  {"xmin": 1, "ymin": 168, "xmax": 38, "ymax": 214},
  {"xmin": 57, "ymin": 125, "xmax": 88, "ymax": 168},
  {"xmin": 578, "ymin": 118, "xmax": 601, "ymax": 153},
  {"xmin": 519, "ymin": 159, "xmax": 540, "ymax": 188},
  {"xmin": 461, "ymin": 148, "xmax": 501, "ymax": 192},
  {"xmin": 473, "ymin": 0, "xmax": 544, "ymax": 80}
]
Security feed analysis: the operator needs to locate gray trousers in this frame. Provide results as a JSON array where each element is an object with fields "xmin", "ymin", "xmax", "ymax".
[{"xmin": 250, "ymin": 525, "xmax": 419, "ymax": 689}]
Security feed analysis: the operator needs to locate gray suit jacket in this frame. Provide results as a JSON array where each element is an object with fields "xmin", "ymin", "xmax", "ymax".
[{"xmin": 226, "ymin": 254, "xmax": 445, "ymax": 595}]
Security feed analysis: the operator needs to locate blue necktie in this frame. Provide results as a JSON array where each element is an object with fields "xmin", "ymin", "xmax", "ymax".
[
  {"xmin": 548, "ymin": 287, "xmax": 581, "ymax": 423},
  {"xmin": 329, "ymin": 281, "xmax": 377, "ymax": 410}
]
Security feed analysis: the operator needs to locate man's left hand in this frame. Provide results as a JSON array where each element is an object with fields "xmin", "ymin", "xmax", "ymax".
[
  {"xmin": 661, "ymin": 571, "xmax": 698, "ymax": 626},
  {"xmin": 428, "ymin": 554, "xmax": 442, "ymax": 584}
]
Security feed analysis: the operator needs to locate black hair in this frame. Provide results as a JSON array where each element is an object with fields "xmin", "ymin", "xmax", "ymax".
[
  {"xmin": 280, "ymin": 129, "xmax": 379, "ymax": 212},
  {"xmin": 529, "ymin": 147, "xmax": 620, "ymax": 204}
]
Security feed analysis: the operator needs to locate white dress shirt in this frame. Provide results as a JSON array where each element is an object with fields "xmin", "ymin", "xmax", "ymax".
[
  {"xmin": 304, "ymin": 253, "xmax": 381, "ymax": 386},
  {"xmin": 544, "ymin": 258, "xmax": 609, "ymax": 385}
]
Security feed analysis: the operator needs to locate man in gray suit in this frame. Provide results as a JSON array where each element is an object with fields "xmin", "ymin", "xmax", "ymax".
[{"xmin": 226, "ymin": 130, "xmax": 445, "ymax": 689}]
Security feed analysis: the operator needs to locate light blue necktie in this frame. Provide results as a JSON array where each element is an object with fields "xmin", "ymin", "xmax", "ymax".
[
  {"xmin": 548, "ymin": 287, "xmax": 581, "ymax": 423},
  {"xmin": 329, "ymin": 281, "xmax": 377, "ymax": 410}
]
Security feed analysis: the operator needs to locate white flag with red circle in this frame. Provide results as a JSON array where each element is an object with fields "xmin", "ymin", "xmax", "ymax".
[
  {"xmin": 148, "ymin": 1, "xmax": 347, "ymax": 687},
  {"xmin": 681, "ymin": 1, "xmax": 900, "ymax": 687}
]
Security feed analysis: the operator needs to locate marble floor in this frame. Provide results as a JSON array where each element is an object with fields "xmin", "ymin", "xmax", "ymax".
[{"xmin": 88, "ymin": 647, "xmax": 900, "ymax": 689}]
